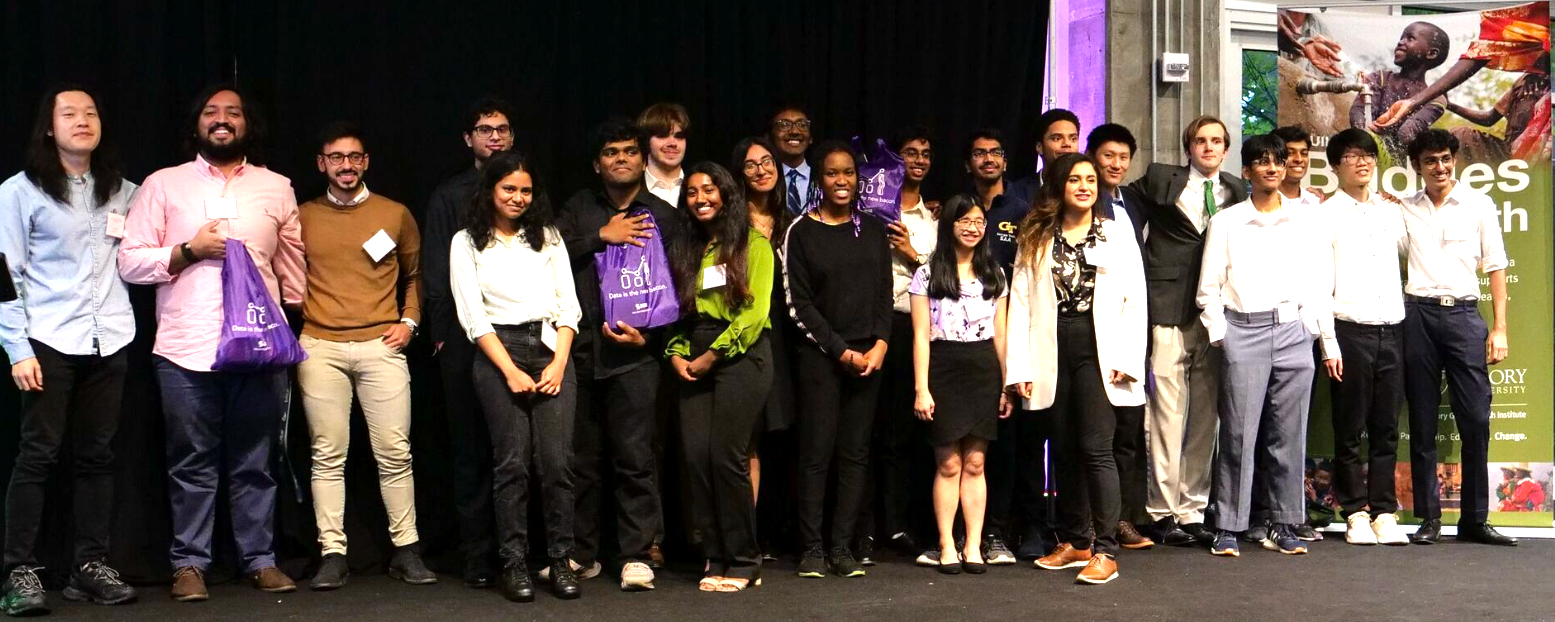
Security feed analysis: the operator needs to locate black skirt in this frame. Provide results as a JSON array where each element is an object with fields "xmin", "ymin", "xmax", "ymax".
[{"xmin": 925, "ymin": 339, "xmax": 1001, "ymax": 446}]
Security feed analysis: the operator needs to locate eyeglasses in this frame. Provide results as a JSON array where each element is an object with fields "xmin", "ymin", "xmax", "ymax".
[
  {"xmin": 1339, "ymin": 153, "xmax": 1378, "ymax": 165},
  {"xmin": 954, "ymin": 218, "xmax": 987, "ymax": 229},
  {"xmin": 742, "ymin": 156, "xmax": 776, "ymax": 175},
  {"xmin": 970, "ymin": 148, "xmax": 1005, "ymax": 160},
  {"xmin": 1419, "ymin": 154, "xmax": 1455, "ymax": 168},
  {"xmin": 322, "ymin": 152, "xmax": 367, "ymax": 165},
  {"xmin": 471, "ymin": 124, "xmax": 512, "ymax": 139},
  {"xmin": 901, "ymin": 148, "xmax": 932, "ymax": 160},
  {"xmin": 1250, "ymin": 157, "xmax": 1284, "ymax": 168},
  {"xmin": 773, "ymin": 119, "xmax": 812, "ymax": 133}
]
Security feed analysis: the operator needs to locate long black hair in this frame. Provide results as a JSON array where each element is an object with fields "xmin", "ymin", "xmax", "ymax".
[
  {"xmin": 24, "ymin": 83, "xmax": 123, "ymax": 207},
  {"xmin": 466, "ymin": 151, "xmax": 554, "ymax": 252},
  {"xmin": 730, "ymin": 135, "xmax": 792, "ymax": 246},
  {"xmin": 671, "ymin": 162, "xmax": 754, "ymax": 312},
  {"xmin": 182, "ymin": 83, "xmax": 269, "ymax": 165},
  {"xmin": 926, "ymin": 193, "xmax": 1006, "ymax": 300}
]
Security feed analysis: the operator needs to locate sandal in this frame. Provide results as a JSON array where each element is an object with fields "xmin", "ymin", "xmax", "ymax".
[
  {"xmin": 699, "ymin": 575, "xmax": 725, "ymax": 591},
  {"xmin": 715, "ymin": 577, "xmax": 761, "ymax": 592}
]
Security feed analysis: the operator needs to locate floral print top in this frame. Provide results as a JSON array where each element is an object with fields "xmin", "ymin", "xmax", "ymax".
[
  {"xmin": 1051, "ymin": 217, "xmax": 1105, "ymax": 315},
  {"xmin": 908, "ymin": 265, "xmax": 1006, "ymax": 342}
]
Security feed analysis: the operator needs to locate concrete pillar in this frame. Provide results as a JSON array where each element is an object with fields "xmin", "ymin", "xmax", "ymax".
[{"xmin": 1106, "ymin": 0, "xmax": 1227, "ymax": 173}]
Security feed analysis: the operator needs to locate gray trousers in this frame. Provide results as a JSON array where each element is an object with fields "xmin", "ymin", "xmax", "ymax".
[{"xmin": 1211, "ymin": 310, "xmax": 1314, "ymax": 532}]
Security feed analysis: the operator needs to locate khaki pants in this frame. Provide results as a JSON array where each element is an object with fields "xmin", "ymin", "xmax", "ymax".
[
  {"xmin": 1145, "ymin": 322, "xmax": 1220, "ymax": 525},
  {"xmin": 298, "ymin": 335, "xmax": 418, "ymax": 555}
]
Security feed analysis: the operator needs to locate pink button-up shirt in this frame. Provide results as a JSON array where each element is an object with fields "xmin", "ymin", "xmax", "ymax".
[{"xmin": 119, "ymin": 156, "xmax": 306, "ymax": 372}]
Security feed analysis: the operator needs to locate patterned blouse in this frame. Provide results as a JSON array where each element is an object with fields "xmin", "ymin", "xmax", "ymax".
[
  {"xmin": 1051, "ymin": 217, "xmax": 1105, "ymax": 315},
  {"xmin": 908, "ymin": 265, "xmax": 1006, "ymax": 342}
]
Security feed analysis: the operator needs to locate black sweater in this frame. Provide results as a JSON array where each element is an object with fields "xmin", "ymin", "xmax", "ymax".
[{"xmin": 781, "ymin": 212, "xmax": 893, "ymax": 357}]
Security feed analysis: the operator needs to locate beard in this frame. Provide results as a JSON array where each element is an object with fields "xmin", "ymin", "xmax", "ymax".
[{"xmin": 198, "ymin": 130, "xmax": 248, "ymax": 164}]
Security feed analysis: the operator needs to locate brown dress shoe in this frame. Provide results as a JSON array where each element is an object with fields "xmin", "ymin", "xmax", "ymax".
[
  {"xmin": 1117, "ymin": 521, "xmax": 1155, "ymax": 550},
  {"xmin": 171, "ymin": 566, "xmax": 209, "ymax": 602},
  {"xmin": 249, "ymin": 567, "xmax": 297, "ymax": 593},
  {"xmin": 1034, "ymin": 543, "xmax": 1093, "ymax": 570},
  {"xmin": 1076, "ymin": 554, "xmax": 1118, "ymax": 585}
]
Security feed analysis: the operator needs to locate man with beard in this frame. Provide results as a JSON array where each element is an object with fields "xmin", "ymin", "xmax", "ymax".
[
  {"xmin": 768, "ymin": 105, "xmax": 814, "ymax": 215},
  {"xmin": 555, "ymin": 118, "xmax": 680, "ymax": 592},
  {"xmin": 1006, "ymin": 108, "xmax": 1082, "ymax": 206},
  {"xmin": 296, "ymin": 121, "xmax": 436, "ymax": 589},
  {"xmin": 419, "ymin": 96, "xmax": 514, "ymax": 588},
  {"xmin": 119, "ymin": 84, "xmax": 305, "ymax": 601},
  {"xmin": 638, "ymin": 103, "xmax": 689, "ymax": 206}
]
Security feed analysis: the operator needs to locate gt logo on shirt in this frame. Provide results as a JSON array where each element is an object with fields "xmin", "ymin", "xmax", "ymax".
[{"xmin": 999, "ymin": 221, "xmax": 1018, "ymax": 233}]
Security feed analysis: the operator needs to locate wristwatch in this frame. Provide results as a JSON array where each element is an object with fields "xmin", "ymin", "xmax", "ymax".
[{"xmin": 180, "ymin": 242, "xmax": 197, "ymax": 263}]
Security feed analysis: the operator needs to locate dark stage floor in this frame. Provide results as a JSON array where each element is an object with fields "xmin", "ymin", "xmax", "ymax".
[{"xmin": 35, "ymin": 538, "xmax": 1554, "ymax": 622}]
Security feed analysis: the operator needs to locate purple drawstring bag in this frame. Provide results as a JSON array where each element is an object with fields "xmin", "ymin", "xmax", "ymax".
[
  {"xmin": 851, "ymin": 136, "xmax": 905, "ymax": 223},
  {"xmin": 595, "ymin": 208, "xmax": 680, "ymax": 329},
  {"xmin": 213, "ymin": 238, "xmax": 307, "ymax": 372}
]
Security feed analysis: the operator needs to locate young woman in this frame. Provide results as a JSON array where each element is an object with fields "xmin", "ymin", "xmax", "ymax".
[
  {"xmin": 1006, "ymin": 153, "xmax": 1145, "ymax": 586},
  {"xmin": 666, "ymin": 162, "xmax": 775, "ymax": 593},
  {"xmin": 781, "ymin": 141, "xmax": 893, "ymax": 579},
  {"xmin": 909, "ymin": 194, "xmax": 1008, "ymax": 575},
  {"xmin": 450, "ymin": 151, "xmax": 583, "ymax": 603}
]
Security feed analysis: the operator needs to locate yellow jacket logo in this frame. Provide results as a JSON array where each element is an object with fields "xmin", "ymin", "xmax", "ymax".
[{"xmin": 999, "ymin": 221, "xmax": 1018, "ymax": 233}]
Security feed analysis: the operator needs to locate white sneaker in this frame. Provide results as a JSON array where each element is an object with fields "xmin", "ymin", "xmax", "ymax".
[
  {"xmin": 620, "ymin": 561, "xmax": 655, "ymax": 591},
  {"xmin": 1345, "ymin": 511, "xmax": 1378, "ymax": 545},
  {"xmin": 1371, "ymin": 513, "xmax": 1409, "ymax": 545}
]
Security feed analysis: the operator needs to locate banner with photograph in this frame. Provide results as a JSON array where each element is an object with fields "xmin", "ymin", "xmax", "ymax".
[{"xmin": 1278, "ymin": 2, "xmax": 1553, "ymax": 528}]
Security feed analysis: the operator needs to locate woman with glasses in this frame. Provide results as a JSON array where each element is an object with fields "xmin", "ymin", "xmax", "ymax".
[
  {"xmin": 909, "ymin": 194, "xmax": 1008, "ymax": 575},
  {"xmin": 782, "ymin": 141, "xmax": 892, "ymax": 579},
  {"xmin": 1007, "ymin": 153, "xmax": 1146, "ymax": 585}
]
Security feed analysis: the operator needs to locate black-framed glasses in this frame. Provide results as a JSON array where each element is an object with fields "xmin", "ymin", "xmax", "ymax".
[
  {"xmin": 774, "ymin": 119, "xmax": 812, "ymax": 132},
  {"xmin": 901, "ymin": 148, "xmax": 932, "ymax": 161},
  {"xmin": 970, "ymin": 148, "xmax": 1005, "ymax": 160},
  {"xmin": 322, "ymin": 152, "xmax": 367, "ymax": 165},
  {"xmin": 471, "ymin": 124, "xmax": 512, "ymax": 139},
  {"xmin": 1339, "ymin": 153, "xmax": 1377, "ymax": 165},
  {"xmin": 742, "ymin": 156, "xmax": 776, "ymax": 175}
]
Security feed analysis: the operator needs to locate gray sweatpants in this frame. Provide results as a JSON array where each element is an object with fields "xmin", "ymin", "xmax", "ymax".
[{"xmin": 1211, "ymin": 310, "xmax": 1314, "ymax": 532}]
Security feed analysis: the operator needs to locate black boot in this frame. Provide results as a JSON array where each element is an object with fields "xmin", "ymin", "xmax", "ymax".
[
  {"xmin": 550, "ymin": 558, "xmax": 581, "ymax": 600},
  {"xmin": 499, "ymin": 560, "xmax": 534, "ymax": 603},
  {"xmin": 64, "ymin": 560, "xmax": 137, "ymax": 605},
  {"xmin": 310, "ymin": 554, "xmax": 349, "ymax": 590},
  {"xmin": 388, "ymin": 543, "xmax": 439, "ymax": 585}
]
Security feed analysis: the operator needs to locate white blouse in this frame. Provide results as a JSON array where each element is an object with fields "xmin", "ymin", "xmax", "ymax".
[{"xmin": 450, "ymin": 226, "xmax": 582, "ymax": 346}]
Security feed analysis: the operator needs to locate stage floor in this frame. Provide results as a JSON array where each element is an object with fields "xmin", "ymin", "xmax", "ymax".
[{"xmin": 41, "ymin": 538, "xmax": 1553, "ymax": 622}]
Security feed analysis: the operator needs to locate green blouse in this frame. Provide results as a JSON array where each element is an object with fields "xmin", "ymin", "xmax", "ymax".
[{"xmin": 665, "ymin": 229, "xmax": 774, "ymax": 359}]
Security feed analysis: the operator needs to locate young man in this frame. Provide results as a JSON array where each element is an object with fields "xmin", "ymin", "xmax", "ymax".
[
  {"xmin": 1, "ymin": 85, "xmax": 139, "ymax": 616},
  {"xmin": 1083, "ymin": 123, "xmax": 1153, "ymax": 550},
  {"xmin": 119, "ymin": 84, "xmax": 305, "ymax": 600},
  {"xmin": 1130, "ymin": 116, "xmax": 1249, "ymax": 547},
  {"xmin": 556, "ymin": 118, "xmax": 681, "ymax": 590},
  {"xmin": 1270, "ymin": 126, "xmax": 1327, "ymax": 206},
  {"xmin": 1316, "ymin": 128, "xmax": 1409, "ymax": 546},
  {"xmin": 768, "ymin": 105, "xmax": 814, "ymax": 215},
  {"xmin": 297, "ymin": 122, "xmax": 436, "ymax": 589},
  {"xmin": 1398, "ymin": 129, "xmax": 1515, "ymax": 546},
  {"xmin": 1197, "ymin": 134, "xmax": 1327, "ymax": 557},
  {"xmin": 1006, "ymin": 108, "xmax": 1081, "ymax": 206},
  {"xmin": 861, "ymin": 126, "xmax": 939, "ymax": 564},
  {"xmin": 638, "ymin": 103, "xmax": 689, "ymax": 206},
  {"xmin": 419, "ymin": 96, "xmax": 513, "ymax": 588}
]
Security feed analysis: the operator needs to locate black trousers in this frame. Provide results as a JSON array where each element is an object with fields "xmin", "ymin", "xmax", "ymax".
[
  {"xmin": 679, "ymin": 337, "xmax": 772, "ymax": 579},
  {"xmin": 573, "ymin": 359, "xmax": 663, "ymax": 565},
  {"xmin": 1403, "ymin": 302, "xmax": 1492, "ymax": 524},
  {"xmin": 1113, "ymin": 404, "xmax": 1148, "ymax": 526},
  {"xmin": 1049, "ymin": 314, "xmax": 1120, "ymax": 556},
  {"xmin": 1331, "ymin": 320, "xmax": 1403, "ymax": 517},
  {"xmin": 795, "ymin": 342, "xmax": 882, "ymax": 552},
  {"xmin": 858, "ymin": 312, "xmax": 927, "ymax": 543},
  {"xmin": 4, "ymin": 341, "xmax": 125, "ymax": 570},
  {"xmin": 437, "ymin": 335, "xmax": 497, "ymax": 574},
  {"xmin": 986, "ymin": 404, "xmax": 1052, "ymax": 541}
]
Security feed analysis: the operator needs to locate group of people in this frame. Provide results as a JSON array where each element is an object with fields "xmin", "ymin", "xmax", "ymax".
[{"xmin": 0, "ymin": 79, "xmax": 1518, "ymax": 615}]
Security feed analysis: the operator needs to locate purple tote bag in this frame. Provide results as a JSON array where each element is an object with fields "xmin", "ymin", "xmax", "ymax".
[
  {"xmin": 851, "ymin": 136, "xmax": 906, "ymax": 223},
  {"xmin": 594, "ymin": 208, "xmax": 680, "ymax": 329},
  {"xmin": 212, "ymin": 238, "xmax": 307, "ymax": 372}
]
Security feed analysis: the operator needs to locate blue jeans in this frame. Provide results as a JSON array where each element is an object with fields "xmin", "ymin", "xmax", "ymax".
[{"xmin": 155, "ymin": 356, "xmax": 286, "ymax": 573}]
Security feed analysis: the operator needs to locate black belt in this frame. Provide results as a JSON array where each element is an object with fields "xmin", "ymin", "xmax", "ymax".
[{"xmin": 1405, "ymin": 294, "xmax": 1478, "ymax": 307}]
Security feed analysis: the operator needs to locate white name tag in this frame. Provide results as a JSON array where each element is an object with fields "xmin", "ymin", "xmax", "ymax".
[
  {"xmin": 106, "ymin": 213, "xmax": 125, "ymax": 238},
  {"xmin": 701, "ymin": 264, "xmax": 728, "ymax": 290},
  {"xmin": 1276, "ymin": 302, "xmax": 1299, "ymax": 324},
  {"xmin": 1083, "ymin": 244, "xmax": 1110, "ymax": 269},
  {"xmin": 541, "ymin": 321, "xmax": 559, "ymax": 352},
  {"xmin": 363, "ymin": 229, "xmax": 396, "ymax": 262},
  {"xmin": 204, "ymin": 197, "xmax": 238, "ymax": 219}
]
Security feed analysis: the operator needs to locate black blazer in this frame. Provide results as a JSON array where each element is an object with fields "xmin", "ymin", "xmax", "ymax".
[{"xmin": 1128, "ymin": 163, "xmax": 1249, "ymax": 327}]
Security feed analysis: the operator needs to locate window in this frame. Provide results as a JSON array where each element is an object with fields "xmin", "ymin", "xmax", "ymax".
[{"xmin": 1241, "ymin": 49, "xmax": 1278, "ymax": 137}]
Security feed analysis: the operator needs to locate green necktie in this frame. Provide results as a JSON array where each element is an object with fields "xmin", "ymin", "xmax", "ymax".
[{"xmin": 1203, "ymin": 179, "xmax": 1217, "ymax": 220}]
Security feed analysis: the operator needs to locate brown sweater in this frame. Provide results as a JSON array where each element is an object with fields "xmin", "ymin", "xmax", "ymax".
[{"xmin": 299, "ymin": 191, "xmax": 423, "ymax": 341}]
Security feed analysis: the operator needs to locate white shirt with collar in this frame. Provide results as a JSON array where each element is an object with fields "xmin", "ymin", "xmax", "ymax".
[
  {"xmin": 1196, "ymin": 195, "xmax": 1330, "ymax": 344},
  {"xmin": 326, "ymin": 184, "xmax": 370, "ymax": 207},
  {"xmin": 1400, "ymin": 181, "xmax": 1508, "ymax": 299},
  {"xmin": 891, "ymin": 198, "xmax": 938, "ymax": 312},
  {"xmin": 1318, "ymin": 188, "xmax": 1407, "ymax": 359},
  {"xmin": 450, "ymin": 226, "xmax": 582, "ymax": 347},
  {"xmin": 645, "ymin": 166, "xmax": 684, "ymax": 206},
  {"xmin": 1176, "ymin": 165, "xmax": 1234, "ymax": 232},
  {"xmin": 1281, "ymin": 186, "xmax": 1326, "ymax": 207}
]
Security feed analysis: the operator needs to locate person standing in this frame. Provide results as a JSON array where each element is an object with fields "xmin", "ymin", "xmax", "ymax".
[
  {"xmin": 768, "ymin": 106, "xmax": 815, "ymax": 215},
  {"xmin": 1006, "ymin": 108, "xmax": 1082, "ymax": 206},
  {"xmin": 639, "ymin": 103, "xmax": 689, "ymax": 206}
]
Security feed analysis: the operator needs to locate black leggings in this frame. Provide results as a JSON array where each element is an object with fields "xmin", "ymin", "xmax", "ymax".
[
  {"xmin": 795, "ymin": 342, "xmax": 883, "ymax": 552},
  {"xmin": 1049, "ymin": 313, "xmax": 1120, "ymax": 556}
]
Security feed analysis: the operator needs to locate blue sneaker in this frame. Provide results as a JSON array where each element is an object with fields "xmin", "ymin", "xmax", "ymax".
[
  {"xmin": 1209, "ymin": 530, "xmax": 1240, "ymax": 557},
  {"xmin": 1262, "ymin": 524, "xmax": 1308, "ymax": 555}
]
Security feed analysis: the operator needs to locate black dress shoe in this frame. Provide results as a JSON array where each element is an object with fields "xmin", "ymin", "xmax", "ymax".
[
  {"xmin": 1180, "ymin": 522, "xmax": 1214, "ymax": 544},
  {"xmin": 1411, "ymin": 518, "xmax": 1441, "ymax": 545},
  {"xmin": 549, "ymin": 558, "xmax": 581, "ymax": 600},
  {"xmin": 961, "ymin": 560, "xmax": 988, "ymax": 575},
  {"xmin": 310, "ymin": 554, "xmax": 349, "ymax": 590},
  {"xmin": 389, "ymin": 544, "xmax": 439, "ymax": 585},
  {"xmin": 1458, "ymin": 523, "xmax": 1518, "ymax": 546},
  {"xmin": 1160, "ymin": 524, "xmax": 1196, "ymax": 547},
  {"xmin": 499, "ymin": 563, "xmax": 534, "ymax": 603}
]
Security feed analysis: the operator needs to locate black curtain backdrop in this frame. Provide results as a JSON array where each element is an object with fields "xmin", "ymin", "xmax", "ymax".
[{"xmin": 0, "ymin": 0, "xmax": 1048, "ymax": 585}]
